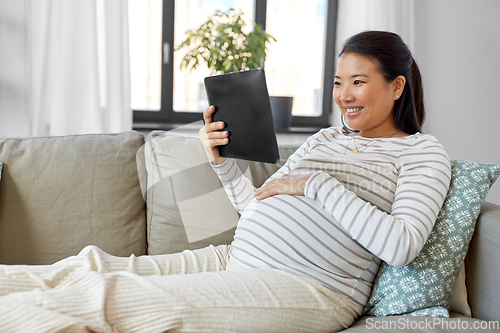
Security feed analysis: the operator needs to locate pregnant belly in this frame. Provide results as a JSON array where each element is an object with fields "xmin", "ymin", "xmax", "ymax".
[{"xmin": 230, "ymin": 194, "xmax": 373, "ymax": 280}]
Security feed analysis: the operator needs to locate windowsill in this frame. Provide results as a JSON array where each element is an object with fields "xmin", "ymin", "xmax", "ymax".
[
  {"xmin": 133, "ymin": 121, "xmax": 318, "ymax": 146},
  {"xmin": 133, "ymin": 121, "xmax": 202, "ymax": 132},
  {"xmin": 133, "ymin": 121, "xmax": 321, "ymax": 133}
]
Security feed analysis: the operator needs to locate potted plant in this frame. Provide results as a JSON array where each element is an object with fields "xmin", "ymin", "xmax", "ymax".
[
  {"xmin": 176, "ymin": 9, "xmax": 293, "ymax": 130},
  {"xmin": 175, "ymin": 8, "xmax": 276, "ymax": 74}
]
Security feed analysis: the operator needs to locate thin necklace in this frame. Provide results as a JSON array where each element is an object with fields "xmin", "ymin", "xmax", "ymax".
[{"xmin": 345, "ymin": 132, "xmax": 398, "ymax": 154}]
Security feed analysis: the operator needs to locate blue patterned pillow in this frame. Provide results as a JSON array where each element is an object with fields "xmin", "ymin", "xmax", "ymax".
[
  {"xmin": 0, "ymin": 161, "xmax": 3, "ymax": 182},
  {"xmin": 363, "ymin": 160, "xmax": 500, "ymax": 317}
]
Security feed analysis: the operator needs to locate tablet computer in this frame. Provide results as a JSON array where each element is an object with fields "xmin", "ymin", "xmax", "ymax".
[{"xmin": 204, "ymin": 68, "xmax": 280, "ymax": 163}]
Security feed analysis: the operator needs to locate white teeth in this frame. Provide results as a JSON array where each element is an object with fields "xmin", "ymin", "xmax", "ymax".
[{"xmin": 346, "ymin": 107, "xmax": 363, "ymax": 113}]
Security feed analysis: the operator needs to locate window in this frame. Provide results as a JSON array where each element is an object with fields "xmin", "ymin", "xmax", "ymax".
[{"xmin": 129, "ymin": 0, "xmax": 338, "ymax": 129}]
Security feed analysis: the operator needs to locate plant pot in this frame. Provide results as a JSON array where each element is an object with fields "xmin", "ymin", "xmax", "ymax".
[{"xmin": 269, "ymin": 96, "xmax": 293, "ymax": 131}]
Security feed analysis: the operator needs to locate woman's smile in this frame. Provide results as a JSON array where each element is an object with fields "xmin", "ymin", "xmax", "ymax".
[{"xmin": 345, "ymin": 106, "xmax": 364, "ymax": 117}]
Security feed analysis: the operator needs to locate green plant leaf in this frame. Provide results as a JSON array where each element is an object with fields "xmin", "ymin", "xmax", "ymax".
[{"xmin": 175, "ymin": 8, "xmax": 276, "ymax": 74}]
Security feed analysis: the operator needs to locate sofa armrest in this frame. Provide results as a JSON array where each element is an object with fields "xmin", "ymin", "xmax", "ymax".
[{"xmin": 465, "ymin": 201, "xmax": 500, "ymax": 321}]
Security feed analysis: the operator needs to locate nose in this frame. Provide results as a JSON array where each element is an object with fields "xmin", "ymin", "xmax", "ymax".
[{"xmin": 339, "ymin": 85, "xmax": 353, "ymax": 103}]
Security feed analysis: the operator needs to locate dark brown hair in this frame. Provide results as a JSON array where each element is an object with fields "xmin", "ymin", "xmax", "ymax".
[{"xmin": 339, "ymin": 31, "xmax": 425, "ymax": 134}]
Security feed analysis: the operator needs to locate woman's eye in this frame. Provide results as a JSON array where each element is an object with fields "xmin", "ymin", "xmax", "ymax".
[
  {"xmin": 354, "ymin": 80, "xmax": 363, "ymax": 85},
  {"xmin": 334, "ymin": 81, "xmax": 341, "ymax": 86}
]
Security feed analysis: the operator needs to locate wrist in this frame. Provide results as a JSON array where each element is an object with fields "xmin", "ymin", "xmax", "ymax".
[{"xmin": 211, "ymin": 156, "xmax": 227, "ymax": 165}]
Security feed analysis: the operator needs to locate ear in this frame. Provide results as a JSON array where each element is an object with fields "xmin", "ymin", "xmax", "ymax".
[{"xmin": 393, "ymin": 75, "xmax": 406, "ymax": 100}]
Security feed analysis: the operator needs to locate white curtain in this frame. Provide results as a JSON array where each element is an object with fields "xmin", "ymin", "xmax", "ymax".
[
  {"xmin": 336, "ymin": 0, "xmax": 415, "ymax": 54},
  {"xmin": 28, "ymin": 0, "xmax": 131, "ymax": 136}
]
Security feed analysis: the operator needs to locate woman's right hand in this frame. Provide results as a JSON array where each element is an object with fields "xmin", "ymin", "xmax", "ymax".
[{"xmin": 199, "ymin": 105, "xmax": 228, "ymax": 165}]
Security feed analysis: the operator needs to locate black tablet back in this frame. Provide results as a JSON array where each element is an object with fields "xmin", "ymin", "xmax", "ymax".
[{"xmin": 204, "ymin": 69, "xmax": 280, "ymax": 163}]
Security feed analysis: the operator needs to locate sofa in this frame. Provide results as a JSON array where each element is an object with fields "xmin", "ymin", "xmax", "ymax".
[{"xmin": 0, "ymin": 130, "xmax": 499, "ymax": 332}]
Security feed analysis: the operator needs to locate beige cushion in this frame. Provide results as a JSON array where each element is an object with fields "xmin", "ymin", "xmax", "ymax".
[
  {"xmin": 0, "ymin": 132, "xmax": 147, "ymax": 264},
  {"xmin": 144, "ymin": 131, "xmax": 298, "ymax": 255},
  {"xmin": 145, "ymin": 131, "xmax": 239, "ymax": 254}
]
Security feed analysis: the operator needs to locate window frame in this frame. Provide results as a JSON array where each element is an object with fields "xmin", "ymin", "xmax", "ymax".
[{"xmin": 132, "ymin": 0, "xmax": 338, "ymax": 130}]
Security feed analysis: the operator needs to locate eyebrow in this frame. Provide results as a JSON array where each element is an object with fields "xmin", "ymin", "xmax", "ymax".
[{"xmin": 334, "ymin": 74, "xmax": 369, "ymax": 79}]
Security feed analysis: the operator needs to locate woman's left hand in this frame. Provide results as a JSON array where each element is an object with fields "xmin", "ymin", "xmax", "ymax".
[{"xmin": 255, "ymin": 171, "xmax": 314, "ymax": 200}]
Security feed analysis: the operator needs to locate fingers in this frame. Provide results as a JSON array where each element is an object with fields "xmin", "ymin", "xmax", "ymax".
[
  {"xmin": 207, "ymin": 132, "xmax": 229, "ymax": 148},
  {"xmin": 200, "ymin": 106, "xmax": 224, "ymax": 139},
  {"xmin": 202, "ymin": 105, "xmax": 226, "ymax": 135},
  {"xmin": 199, "ymin": 105, "xmax": 229, "ymax": 165},
  {"xmin": 202, "ymin": 105, "xmax": 215, "ymax": 124},
  {"xmin": 206, "ymin": 129, "xmax": 227, "ymax": 140},
  {"xmin": 255, "ymin": 172, "xmax": 312, "ymax": 201},
  {"xmin": 199, "ymin": 124, "xmax": 228, "ymax": 147},
  {"xmin": 208, "ymin": 120, "xmax": 225, "ymax": 133},
  {"xmin": 202, "ymin": 105, "xmax": 228, "ymax": 149},
  {"xmin": 255, "ymin": 179, "xmax": 283, "ymax": 201},
  {"xmin": 199, "ymin": 122, "xmax": 226, "ymax": 140}
]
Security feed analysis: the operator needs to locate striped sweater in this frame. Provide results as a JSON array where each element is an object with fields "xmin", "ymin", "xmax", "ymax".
[{"xmin": 211, "ymin": 126, "xmax": 451, "ymax": 307}]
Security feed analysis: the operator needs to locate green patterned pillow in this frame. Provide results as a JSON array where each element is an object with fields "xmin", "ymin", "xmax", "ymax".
[{"xmin": 363, "ymin": 160, "xmax": 500, "ymax": 317}]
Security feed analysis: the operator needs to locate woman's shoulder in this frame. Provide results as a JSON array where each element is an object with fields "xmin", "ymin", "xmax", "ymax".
[
  {"xmin": 398, "ymin": 132, "xmax": 451, "ymax": 169},
  {"xmin": 406, "ymin": 132, "xmax": 446, "ymax": 150}
]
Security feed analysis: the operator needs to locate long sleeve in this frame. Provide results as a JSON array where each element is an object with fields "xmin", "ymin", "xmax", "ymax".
[
  {"xmin": 211, "ymin": 132, "xmax": 319, "ymax": 213},
  {"xmin": 304, "ymin": 135, "xmax": 451, "ymax": 267},
  {"xmin": 211, "ymin": 158, "xmax": 255, "ymax": 213}
]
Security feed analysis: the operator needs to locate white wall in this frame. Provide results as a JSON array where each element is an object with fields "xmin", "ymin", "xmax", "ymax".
[{"xmin": 414, "ymin": 0, "xmax": 500, "ymax": 205}]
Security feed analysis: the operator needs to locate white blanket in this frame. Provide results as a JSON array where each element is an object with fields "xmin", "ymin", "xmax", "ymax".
[
  {"xmin": 0, "ymin": 245, "xmax": 227, "ymax": 332},
  {"xmin": 0, "ymin": 245, "xmax": 359, "ymax": 333}
]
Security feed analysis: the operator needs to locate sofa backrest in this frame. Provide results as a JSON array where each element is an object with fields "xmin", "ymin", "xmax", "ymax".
[
  {"xmin": 0, "ymin": 131, "xmax": 147, "ymax": 265},
  {"xmin": 465, "ymin": 201, "xmax": 500, "ymax": 321}
]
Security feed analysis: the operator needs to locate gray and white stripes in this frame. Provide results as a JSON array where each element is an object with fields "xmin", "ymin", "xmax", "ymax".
[{"xmin": 212, "ymin": 127, "xmax": 451, "ymax": 307}]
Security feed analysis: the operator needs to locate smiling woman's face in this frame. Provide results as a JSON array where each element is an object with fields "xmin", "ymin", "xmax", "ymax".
[{"xmin": 334, "ymin": 53, "xmax": 402, "ymax": 138}]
